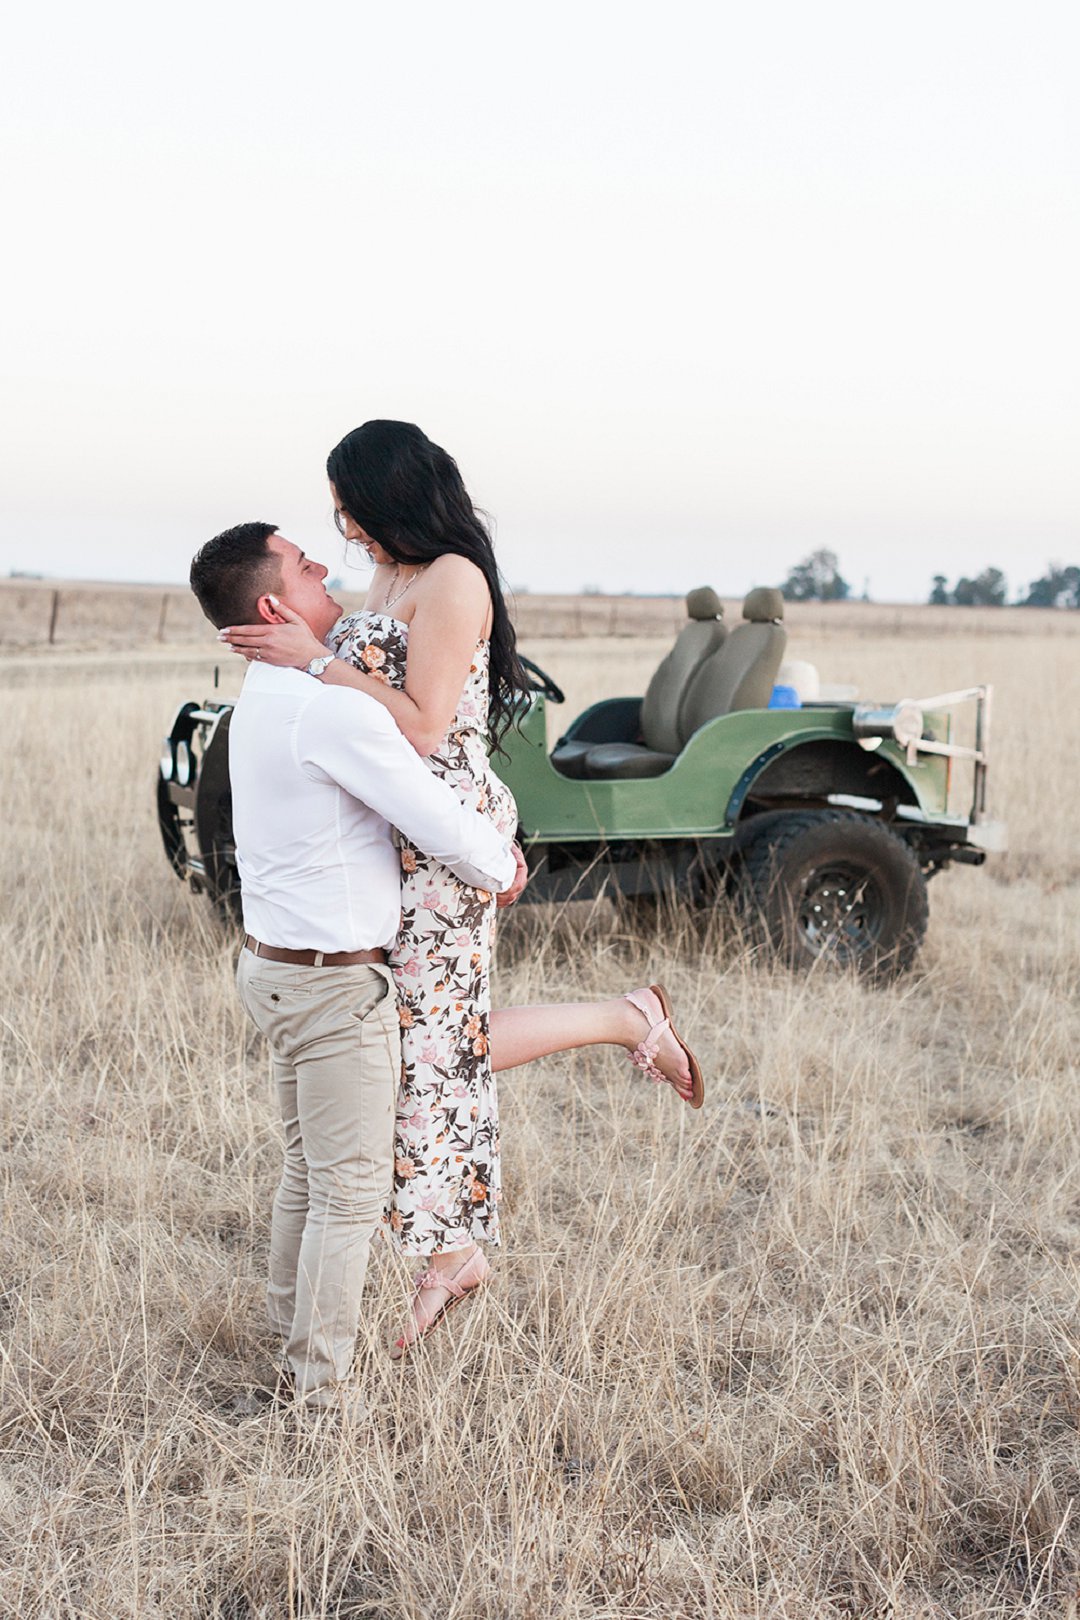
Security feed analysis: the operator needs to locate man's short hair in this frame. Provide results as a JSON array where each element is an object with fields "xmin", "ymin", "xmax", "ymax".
[{"xmin": 190, "ymin": 522, "xmax": 281, "ymax": 629}]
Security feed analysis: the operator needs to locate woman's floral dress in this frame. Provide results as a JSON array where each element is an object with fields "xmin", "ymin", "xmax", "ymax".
[{"xmin": 327, "ymin": 611, "xmax": 518, "ymax": 1255}]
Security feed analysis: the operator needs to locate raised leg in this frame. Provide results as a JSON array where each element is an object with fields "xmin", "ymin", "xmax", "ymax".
[{"xmin": 488, "ymin": 996, "xmax": 694, "ymax": 1099}]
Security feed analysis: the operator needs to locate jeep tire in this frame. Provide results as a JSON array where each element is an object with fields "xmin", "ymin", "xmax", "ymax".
[{"xmin": 736, "ymin": 810, "xmax": 929, "ymax": 978}]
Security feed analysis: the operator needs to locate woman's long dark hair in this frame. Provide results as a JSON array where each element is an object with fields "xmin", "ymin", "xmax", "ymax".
[{"xmin": 327, "ymin": 420, "xmax": 528, "ymax": 750}]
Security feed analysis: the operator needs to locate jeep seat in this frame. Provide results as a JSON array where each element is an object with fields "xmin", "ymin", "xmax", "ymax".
[
  {"xmin": 677, "ymin": 586, "xmax": 787, "ymax": 735},
  {"xmin": 579, "ymin": 587, "xmax": 787, "ymax": 779},
  {"xmin": 550, "ymin": 586, "xmax": 726, "ymax": 778}
]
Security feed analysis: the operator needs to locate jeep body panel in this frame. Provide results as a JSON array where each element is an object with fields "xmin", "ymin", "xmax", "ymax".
[{"xmin": 498, "ymin": 694, "xmax": 951, "ymax": 843}]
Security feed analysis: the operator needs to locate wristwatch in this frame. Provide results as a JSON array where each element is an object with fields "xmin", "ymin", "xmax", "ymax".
[{"xmin": 305, "ymin": 654, "xmax": 334, "ymax": 678}]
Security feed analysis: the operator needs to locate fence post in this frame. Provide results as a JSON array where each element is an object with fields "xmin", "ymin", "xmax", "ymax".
[
  {"xmin": 47, "ymin": 589, "xmax": 61, "ymax": 645},
  {"xmin": 157, "ymin": 592, "xmax": 169, "ymax": 642}
]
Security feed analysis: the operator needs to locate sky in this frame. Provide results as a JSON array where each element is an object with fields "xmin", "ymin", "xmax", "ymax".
[{"xmin": 1, "ymin": 1, "xmax": 1076, "ymax": 603}]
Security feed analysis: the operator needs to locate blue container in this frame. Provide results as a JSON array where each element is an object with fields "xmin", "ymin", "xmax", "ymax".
[{"xmin": 768, "ymin": 683, "xmax": 801, "ymax": 710}]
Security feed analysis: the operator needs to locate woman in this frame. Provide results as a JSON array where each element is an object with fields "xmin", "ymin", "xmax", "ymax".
[{"xmin": 221, "ymin": 421, "xmax": 703, "ymax": 1355}]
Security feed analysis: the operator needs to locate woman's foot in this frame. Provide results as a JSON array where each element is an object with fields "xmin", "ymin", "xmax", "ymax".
[
  {"xmin": 389, "ymin": 1244, "xmax": 490, "ymax": 1361},
  {"xmin": 622, "ymin": 984, "xmax": 705, "ymax": 1109}
]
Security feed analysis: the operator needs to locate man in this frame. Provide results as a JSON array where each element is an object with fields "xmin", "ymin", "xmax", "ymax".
[{"xmin": 189, "ymin": 522, "xmax": 523, "ymax": 1416}]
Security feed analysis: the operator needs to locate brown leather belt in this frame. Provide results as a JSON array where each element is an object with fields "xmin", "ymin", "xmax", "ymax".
[{"xmin": 244, "ymin": 935, "xmax": 387, "ymax": 968}]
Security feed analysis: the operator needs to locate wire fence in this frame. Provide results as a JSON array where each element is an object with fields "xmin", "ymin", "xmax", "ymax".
[
  {"xmin": 0, "ymin": 583, "xmax": 690, "ymax": 649},
  {"xmin": 2, "ymin": 580, "xmax": 1077, "ymax": 650},
  {"xmin": 0, "ymin": 583, "xmax": 208, "ymax": 647}
]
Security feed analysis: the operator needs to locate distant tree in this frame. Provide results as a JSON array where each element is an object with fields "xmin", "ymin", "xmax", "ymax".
[
  {"xmin": 975, "ymin": 568, "xmax": 1005, "ymax": 606},
  {"xmin": 1024, "ymin": 575, "xmax": 1055, "ymax": 607},
  {"xmin": 929, "ymin": 574, "xmax": 950, "ymax": 605},
  {"xmin": 1022, "ymin": 564, "xmax": 1080, "ymax": 608},
  {"xmin": 781, "ymin": 548, "xmax": 850, "ymax": 602},
  {"xmin": 950, "ymin": 568, "xmax": 1007, "ymax": 607}
]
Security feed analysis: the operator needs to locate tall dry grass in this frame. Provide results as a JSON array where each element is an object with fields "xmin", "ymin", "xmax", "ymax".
[{"xmin": 0, "ymin": 614, "xmax": 1078, "ymax": 1618}]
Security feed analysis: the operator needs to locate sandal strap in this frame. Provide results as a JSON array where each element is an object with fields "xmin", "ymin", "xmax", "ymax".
[
  {"xmin": 624, "ymin": 989, "xmax": 671, "ymax": 1084},
  {"xmin": 629, "ymin": 1036, "xmax": 669, "ymax": 1085},
  {"xmin": 413, "ymin": 1252, "xmax": 484, "ymax": 1299}
]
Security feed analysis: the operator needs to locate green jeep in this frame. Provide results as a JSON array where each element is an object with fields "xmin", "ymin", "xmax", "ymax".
[{"xmin": 157, "ymin": 585, "xmax": 1004, "ymax": 977}]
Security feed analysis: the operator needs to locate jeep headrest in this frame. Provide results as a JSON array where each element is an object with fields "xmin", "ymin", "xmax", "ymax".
[
  {"xmin": 686, "ymin": 586, "xmax": 723, "ymax": 621},
  {"xmin": 743, "ymin": 586, "xmax": 785, "ymax": 624}
]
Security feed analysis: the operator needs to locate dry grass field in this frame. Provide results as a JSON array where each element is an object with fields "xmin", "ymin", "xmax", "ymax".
[
  {"xmin": 1, "ymin": 599, "xmax": 1079, "ymax": 1618},
  {"xmin": 7, "ymin": 575, "xmax": 1079, "ymax": 652}
]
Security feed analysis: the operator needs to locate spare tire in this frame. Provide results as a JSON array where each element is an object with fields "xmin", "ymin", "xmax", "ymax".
[{"xmin": 736, "ymin": 810, "xmax": 929, "ymax": 978}]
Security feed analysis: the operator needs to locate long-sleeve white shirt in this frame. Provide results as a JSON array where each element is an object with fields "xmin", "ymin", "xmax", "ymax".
[{"xmin": 229, "ymin": 663, "xmax": 515, "ymax": 952}]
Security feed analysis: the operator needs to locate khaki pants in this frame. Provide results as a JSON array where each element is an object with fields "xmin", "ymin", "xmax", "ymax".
[{"xmin": 236, "ymin": 950, "xmax": 399, "ymax": 1408}]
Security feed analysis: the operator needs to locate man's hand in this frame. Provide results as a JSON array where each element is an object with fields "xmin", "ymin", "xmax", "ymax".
[
  {"xmin": 218, "ymin": 599, "xmax": 327, "ymax": 668},
  {"xmin": 496, "ymin": 842, "xmax": 528, "ymax": 908}
]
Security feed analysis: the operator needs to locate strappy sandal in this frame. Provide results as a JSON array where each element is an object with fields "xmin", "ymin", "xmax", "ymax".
[
  {"xmin": 624, "ymin": 982, "xmax": 705, "ymax": 1110},
  {"xmin": 390, "ymin": 1244, "xmax": 490, "ymax": 1361}
]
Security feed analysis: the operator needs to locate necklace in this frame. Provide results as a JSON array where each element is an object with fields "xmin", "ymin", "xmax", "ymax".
[{"xmin": 384, "ymin": 563, "xmax": 428, "ymax": 611}]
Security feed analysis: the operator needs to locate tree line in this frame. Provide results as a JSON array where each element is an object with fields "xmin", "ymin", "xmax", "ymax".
[
  {"xmin": 929, "ymin": 564, "xmax": 1080, "ymax": 608},
  {"xmin": 777, "ymin": 550, "xmax": 1080, "ymax": 607}
]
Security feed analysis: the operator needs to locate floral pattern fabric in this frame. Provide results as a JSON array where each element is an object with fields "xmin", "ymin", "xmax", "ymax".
[{"xmin": 327, "ymin": 610, "xmax": 518, "ymax": 1254}]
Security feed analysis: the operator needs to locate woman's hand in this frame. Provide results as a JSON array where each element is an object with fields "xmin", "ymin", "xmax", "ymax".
[
  {"xmin": 218, "ymin": 599, "xmax": 328, "ymax": 668},
  {"xmin": 496, "ymin": 843, "xmax": 529, "ymax": 908}
]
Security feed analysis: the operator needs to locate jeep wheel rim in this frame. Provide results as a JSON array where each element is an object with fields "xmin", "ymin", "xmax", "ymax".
[{"xmin": 796, "ymin": 862, "xmax": 886, "ymax": 960}]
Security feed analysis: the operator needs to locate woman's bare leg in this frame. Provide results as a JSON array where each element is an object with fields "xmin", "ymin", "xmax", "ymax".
[{"xmin": 489, "ymin": 997, "xmax": 693, "ymax": 1096}]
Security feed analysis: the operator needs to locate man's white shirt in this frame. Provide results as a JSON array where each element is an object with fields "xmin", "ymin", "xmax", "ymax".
[{"xmin": 229, "ymin": 663, "xmax": 516, "ymax": 952}]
